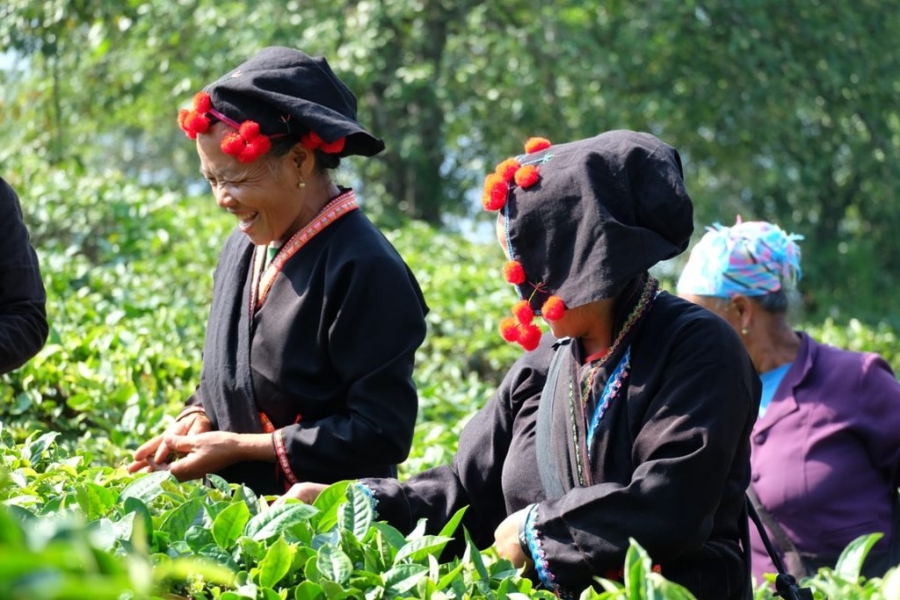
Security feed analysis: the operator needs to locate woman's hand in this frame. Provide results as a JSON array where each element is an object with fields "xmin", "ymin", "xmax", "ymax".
[
  {"xmin": 494, "ymin": 507, "xmax": 533, "ymax": 568},
  {"xmin": 128, "ymin": 412, "xmax": 212, "ymax": 474},
  {"xmin": 161, "ymin": 431, "xmax": 244, "ymax": 481},
  {"xmin": 271, "ymin": 482, "xmax": 329, "ymax": 507}
]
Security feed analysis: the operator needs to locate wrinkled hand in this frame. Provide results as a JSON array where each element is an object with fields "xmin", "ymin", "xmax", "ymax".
[
  {"xmin": 158, "ymin": 431, "xmax": 243, "ymax": 482},
  {"xmin": 271, "ymin": 482, "xmax": 329, "ymax": 508},
  {"xmin": 128, "ymin": 412, "xmax": 212, "ymax": 474},
  {"xmin": 494, "ymin": 507, "xmax": 533, "ymax": 568}
]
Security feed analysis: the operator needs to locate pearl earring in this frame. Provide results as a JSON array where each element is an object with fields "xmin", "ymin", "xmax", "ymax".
[
  {"xmin": 297, "ymin": 178, "xmax": 305, "ymax": 189},
  {"xmin": 741, "ymin": 328, "xmax": 748, "ymax": 335}
]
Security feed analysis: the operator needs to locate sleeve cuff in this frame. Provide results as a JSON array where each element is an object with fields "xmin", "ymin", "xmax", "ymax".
[
  {"xmin": 273, "ymin": 429, "xmax": 299, "ymax": 484},
  {"xmin": 522, "ymin": 503, "xmax": 558, "ymax": 592}
]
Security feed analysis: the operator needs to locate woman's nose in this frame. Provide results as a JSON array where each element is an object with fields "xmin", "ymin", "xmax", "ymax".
[{"xmin": 214, "ymin": 185, "xmax": 237, "ymax": 210}]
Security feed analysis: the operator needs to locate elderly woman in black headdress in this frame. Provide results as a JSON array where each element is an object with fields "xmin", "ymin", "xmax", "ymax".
[
  {"xmin": 279, "ymin": 131, "xmax": 760, "ymax": 599},
  {"xmin": 128, "ymin": 47, "xmax": 428, "ymax": 495}
]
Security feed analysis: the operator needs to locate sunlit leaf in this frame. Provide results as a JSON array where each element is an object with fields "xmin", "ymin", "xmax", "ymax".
[
  {"xmin": 257, "ymin": 536, "xmax": 296, "ymax": 589},
  {"xmin": 212, "ymin": 500, "xmax": 251, "ymax": 550}
]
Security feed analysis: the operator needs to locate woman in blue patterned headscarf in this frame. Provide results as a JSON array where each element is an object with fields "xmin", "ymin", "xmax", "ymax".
[{"xmin": 678, "ymin": 218, "xmax": 900, "ymax": 585}]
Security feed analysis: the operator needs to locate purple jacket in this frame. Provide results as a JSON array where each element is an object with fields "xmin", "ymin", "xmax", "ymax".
[{"xmin": 750, "ymin": 332, "xmax": 900, "ymax": 582}]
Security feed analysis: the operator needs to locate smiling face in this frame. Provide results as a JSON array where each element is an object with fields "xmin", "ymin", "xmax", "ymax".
[{"xmin": 197, "ymin": 123, "xmax": 315, "ymax": 246}]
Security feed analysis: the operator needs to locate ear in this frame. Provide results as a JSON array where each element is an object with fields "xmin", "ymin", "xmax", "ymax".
[
  {"xmin": 289, "ymin": 143, "xmax": 317, "ymax": 178},
  {"xmin": 730, "ymin": 294, "xmax": 754, "ymax": 329}
]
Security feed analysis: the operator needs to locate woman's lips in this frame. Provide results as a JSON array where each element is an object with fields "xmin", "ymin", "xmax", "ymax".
[{"xmin": 237, "ymin": 212, "xmax": 258, "ymax": 231}]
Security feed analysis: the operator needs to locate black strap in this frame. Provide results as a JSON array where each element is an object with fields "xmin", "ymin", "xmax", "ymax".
[
  {"xmin": 747, "ymin": 485, "xmax": 811, "ymax": 577},
  {"xmin": 536, "ymin": 341, "xmax": 569, "ymax": 499},
  {"xmin": 746, "ymin": 490, "xmax": 813, "ymax": 599}
]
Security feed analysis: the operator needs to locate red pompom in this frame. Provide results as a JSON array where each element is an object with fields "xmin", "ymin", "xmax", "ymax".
[
  {"xmin": 512, "ymin": 300, "xmax": 534, "ymax": 325},
  {"xmin": 524, "ymin": 137, "xmax": 552, "ymax": 153},
  {"xmin": 320, "ymin": 137, "xmax": 346, "ymax": 154},
  {"xmin": 541, "ymin": 296, "xmax": 566, "ymax": 321},
  {"xmin": 240, "ymin": 137, "xmax": 271, "ymax": 163},
  {"xmin": 517, "ymin": 323, "xmax": 542, "ymax": 351},
  {"xmin": 499, "ymin": 317, "xmax": 520, "ymax": 342},
  {"xmin": 193, "ymin": 91, "xmax": 212, "ymax": 113},
  {"xmin": 514, "ymin": 165, "xmax": 540, "ymax": 188},
  {"xmin": 220, "ymin": 132, "xmax": 245, "ymax": 156},
  {"xmin": 301, "ymin": 131, "xmax": 324, "ymax": 150},
  {"xmin": 482, "ymin": 173, "xmax": 508, "ymax": 211},
  {"xmin": 178, "ymin": 109, "xmax": 210, "ymax": 139},
  {"xmin": 494, "ymin": 158, "xmax": 521, "ymax": 182},
  {"xmin": 238, "ymin": 121, "xmax": 261, "ymax": 138},
  {"xmin": 219, "ymin": 120, "xmax": 271, "ymax": 163},
  {"xmin": 177, "ymin": 92, "xmax": 213, "ymax": 139},
  {"xmin": 502, "ymin": 260, "xmax": 526, "ymax": 285}
]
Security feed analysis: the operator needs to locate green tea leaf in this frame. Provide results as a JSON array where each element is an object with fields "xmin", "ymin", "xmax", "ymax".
[
  {"xmin": 317, "ymin": 543, "xmax": 352, "ymax": 585},
  {"xmin": 257, "ymin": 536, "xmax": 296, "ymax": 588},
  {"xmin": 463, "ymin": 528, "xmax": 491, "ymax": 596},
  {"xmin": 206, "ymin": 473, "xmax": 234, "ymax": 495},
  {"xmin": 293, "ymin": 580, "xmax": 325, "ymax": 600},
  {"xmin": 394, "ymin": 535, "xmax": 454, "ymax": 565},
  {"xmin": 245, "ymin": 503, "xmax": 318, "ymax": 542},
  {"xmin": 25, "ymin": 431, "xmax": 59, "ymax": 465},
  {"xmin": 337, "ymin": 483, "xmax": 374, "ymax": 541},
  {"xmin": 435, "ymin": 561, "xmax": 465, "ymax": 590},
  {"xmin": 835, "ymin": 532, "xmax": 883, "ymax": 581},
  {"xmin": 212, "ymin": 500, "xmax": 251, "ymax": 550},
  {"xmin": 437, "ymin": 506, "xmax": 468, "ymax": 539},
  {"xmin": 312, "ymin": 481, "xmax": 351, "ymax": 533},
  {"xmin": 122, "ymin": 496, "xmax": 153, "ymax": 549},
  {"xmin": 160, "ymin": 497, "xmax": 203, "ymax": 541},
  {"xmin": 74, "ymin": 482, "xmax": 116, "ymax": 520},
  {"xmin": 383, "ymin": 563, "xmax": 428, "ymax": 595},
  {"xmin": 117, "ymin": 471, "xmax": 174, "ymax": 504}
]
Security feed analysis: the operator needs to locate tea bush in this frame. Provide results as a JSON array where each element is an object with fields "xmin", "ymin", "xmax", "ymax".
[
  {"xmin": 2, "ymin": 433, "xmax": 899, "ymax": 599},
  {"xmin": 3, "ymin": 162, "xmax": 900, "ymax": 597}
]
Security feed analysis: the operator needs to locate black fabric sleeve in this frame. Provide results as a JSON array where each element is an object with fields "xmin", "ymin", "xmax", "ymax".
[
  {"xmin": 0, "ymin": 179, "xmax": 48, "ymax": 375},
  {"xmin": 280, "ymin": 252, "xmax": 428, "ymax": 482},
  {"xmin": 361, "ymin": 339, "xmax": 552, "ymax": 550}
]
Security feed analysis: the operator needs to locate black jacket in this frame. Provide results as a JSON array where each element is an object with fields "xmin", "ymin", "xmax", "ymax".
[
  {"xmin": 364, "ymin": 292, "xmax": 759, "ymax": 600},
  {"xmin": 0, "ymin": 178, "xmax": 48, "ymax": 375}
]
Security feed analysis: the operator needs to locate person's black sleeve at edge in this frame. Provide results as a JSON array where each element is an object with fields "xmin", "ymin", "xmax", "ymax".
[{"xmin": 0, "ymin": 177, "xmax": 48, "ymax": 375}]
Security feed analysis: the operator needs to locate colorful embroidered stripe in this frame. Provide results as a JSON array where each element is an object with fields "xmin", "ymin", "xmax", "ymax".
[
  {"xmin": 255, "ymin": 190, "xmax": 359, "ymax": 308},
  {"xmin": 586, "ymin": 347, "xmax": 631, "ymax": 455},
  {"xmin": 523, "ymin": 504, "xmax": 558, "ymax": 592}
]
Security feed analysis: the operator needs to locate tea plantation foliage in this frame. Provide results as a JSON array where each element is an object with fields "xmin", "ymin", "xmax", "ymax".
[{"xmin": 2, "ymin": 167, "xmax": 900, "ymax": 598}]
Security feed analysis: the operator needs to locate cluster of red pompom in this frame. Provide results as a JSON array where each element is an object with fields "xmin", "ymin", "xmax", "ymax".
[
  {"xmin": 221, "ymin": 121, "xmax": 272, "ymax": 164},
  {"xmin": 177, "ymin": 92, "xmax": 213, "ymax": 139},
  {"xmin": 177, "ymin": 91, "xmax": 273, "ymax": 163},
  {"xmin": 488, "ymin": 137, "xmax": 566, "ymax": 351},
  {"xmin": 481, "ymin": 137, "xmax": 551, "ymax": 211},
  {"xmin": 301, "ymin": 131, "xmax": 347, "ymax": 154},
  {"xmin": 498, "ymin": 294, "xmax": 566, "ymax": 351},
  {"xmin": 499, "ymin": 263, "xmax": 566, "ymax": 350}
]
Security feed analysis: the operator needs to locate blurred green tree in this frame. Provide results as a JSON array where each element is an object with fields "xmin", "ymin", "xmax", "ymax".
[{"xmin": 1, "ymin": 0, "xmax": 898, "ymax": 319}]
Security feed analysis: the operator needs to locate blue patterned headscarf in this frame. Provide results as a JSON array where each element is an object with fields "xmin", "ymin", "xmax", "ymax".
[{"xmin": 676, "ymin": 219, "xmax": 803, "ymax": 298}]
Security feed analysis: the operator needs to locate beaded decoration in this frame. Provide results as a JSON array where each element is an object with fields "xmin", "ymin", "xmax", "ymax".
[{"xmin": 177, "ymin": 90, "xmax": 346, "ymax": 164}]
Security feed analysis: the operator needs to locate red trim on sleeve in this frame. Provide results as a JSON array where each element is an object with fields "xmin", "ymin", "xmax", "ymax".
[{"xmin": 273, "ymin": 428, "xmax": 299, "ymax": 485}]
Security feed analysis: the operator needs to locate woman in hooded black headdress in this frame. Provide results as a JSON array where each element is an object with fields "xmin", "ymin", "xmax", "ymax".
[
  {"xmin": 279, "ymin": 132, "xmax": 760, "ymax": 599},
  {"xmin": 128, "ymin": 47, "xmax": 428, "ymax": 496}
]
